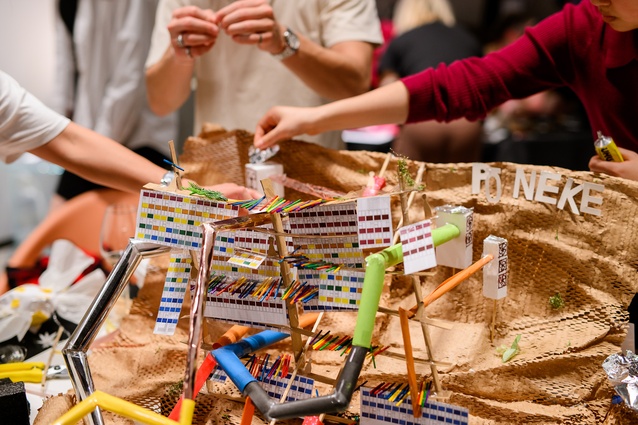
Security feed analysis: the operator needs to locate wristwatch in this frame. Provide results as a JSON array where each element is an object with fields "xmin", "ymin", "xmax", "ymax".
[
  {"xmin": 273, "ymin": 27, "xmax": 300, "ymax": 60},
  {"xmin": 160, "ymin": 170, "xmax": 175, "ymax": 186}
]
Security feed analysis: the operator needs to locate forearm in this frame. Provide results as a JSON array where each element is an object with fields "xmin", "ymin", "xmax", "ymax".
[
  {"xmin": 29, "ymin": 122, "xmax": 166, "ymax": 193},
  {"xmin": 283, "ymin": 38, "xmax": 373, "ymax": 100},
  {"xmin": 145, "ymin": 47, "xmax": 194, "ymax": 116},
  {"xmin": 311, "ymin": 81, "xmax": 410, "ymax": 133}
]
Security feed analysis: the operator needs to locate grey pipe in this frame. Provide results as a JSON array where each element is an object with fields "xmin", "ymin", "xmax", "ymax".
[{"xmin": 245, "ymin": 346, "xmax": 368, "ymax": 420}]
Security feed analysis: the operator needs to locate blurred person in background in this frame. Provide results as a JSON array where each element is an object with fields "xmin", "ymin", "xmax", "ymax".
[
  {"xmin": 51, "ymin": 0, "xmax": 178, "ymax": 209},
  {"xmin": 145, "ymin": 0, "xmax": 383, "ymax": 150},
  {"xmin": 378, "ymin": 0, "xmax": 484, "ymax": 162}
]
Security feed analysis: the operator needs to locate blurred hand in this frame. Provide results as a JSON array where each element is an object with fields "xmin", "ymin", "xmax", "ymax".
[
  {"xmin": 254, "ymin": 106, "xmax": 316, "ymax": 149},
  {"xmin": 167, "ymin": 6, "xmax": 219, "ymax": 61},
  {"xmin": 215, "ymin": 0, "xmax": 286, "ymax": 54},
  {"xmin": 208, "ymin": 183, "xmax": 262, "ymax": 200},
  {"xmin": 589, "ymin": 147, "xmax": 638, "ymax": 181}
]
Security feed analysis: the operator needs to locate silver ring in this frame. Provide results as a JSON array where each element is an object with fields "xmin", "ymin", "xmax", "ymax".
[{"xmin": 177, "ymin": 33, "xmax": 185, "ymax": 48}]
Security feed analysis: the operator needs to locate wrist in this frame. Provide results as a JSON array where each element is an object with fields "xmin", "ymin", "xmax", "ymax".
[{"xmin": 272, "ymin": 26, "xmax": 300, "ymax": 60}]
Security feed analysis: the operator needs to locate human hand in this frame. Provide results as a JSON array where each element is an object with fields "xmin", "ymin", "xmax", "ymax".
[
  {"xmin": 215, "ymin": 0, "xmax": 286, "ymax": 54},
  {"xmin": 208, "ymin": 183, "xmax": 262, "ymax": 200},
  {"xmin": 589, "ymin": 147, "xmax": 638, "ymax": 181},
  {"xmin": 254, "ymin": 106, "xmax": 317, "ymax": 149},
  {"xmin": 167, "ymin": 6, "xmax": 219, "ymax": 61}
]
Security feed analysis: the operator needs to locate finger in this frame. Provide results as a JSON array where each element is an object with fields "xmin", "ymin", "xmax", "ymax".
[
  {"xmin": 216, "ymin": 0, "xmax": 269, "ymax": 23},
  {"xmin": 247, "ymin": 188, "xmax": 263, "ymax": 199},
  {"xmin": 169, "ymin": 17, "xmax": 219, "ymax": 38},
  {"xmin": 589, "ymin": 158, "xmax": 621, "ymax": 176},
  {"xmin": 176, "ymin": 32, "xmax": 218, "ymax": 47},
  {"xmin": 172, "ymin": 6, "xmax": 217, "ymax": 21},
  {"xmin": 232, "ymin": 31, "xmax": 271, "ymax": 45},
  {"xmin": 255, "ymin": 127, "xmax": 283, "ymax": 149},
  {"xmin": 224, "ymin": 18, "xmax": 273, "ymax": 37}
]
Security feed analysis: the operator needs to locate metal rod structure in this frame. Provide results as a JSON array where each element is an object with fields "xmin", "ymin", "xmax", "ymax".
[
  {"xmin": 182, "ymin": 223, "xmax": 216, "ymax": 401},
  {"xmin": 62, "ymin": 239, "xmax": 171, "ymax": 425}
]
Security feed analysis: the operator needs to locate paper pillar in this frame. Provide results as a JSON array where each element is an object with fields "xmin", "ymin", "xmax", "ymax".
[
  {"xmin": 482, "ymin": 235, "xmax": 508, "ymax": 300},
  {"xmin": 433, "ymin": 206, "xmax": 473, "ymax": 269},
  {"xmin": 245, "ymin": 162, "xmax": 284, "ymax": 198}
]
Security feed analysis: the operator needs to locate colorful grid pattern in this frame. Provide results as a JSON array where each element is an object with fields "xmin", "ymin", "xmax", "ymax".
[
  {"xmin": 295, "ymin": 270, "xmax": 356, "ymax": 312},
  {"xmin": 135, "ymin": 189, "xmax": 239, "ymax": 249},
  {"xmin": 399, "ymin": 220, "xmax": 437, "ymax": 275},
  {"xmin": 208, "ymin": 366, "xmax": 228, "ymax": 383},
  {"xmin": 360, "ymin": 387, "xmax": 469, "ymax": 425},
  {"xmin": 262, "ymin": 373, "xmax": 314, "ymax": 403},
  {"xmin": 154, "ymin": 251, "xmax": 192, "ymax": 335},
  {"xmin": 208, "ymin": 368, "xmax": 313, "ymax": 403},
  {"xmin": 482, "ymin": 235, "xmax": 508, "ymax": 300},
  {"xmin": 211, "ymin": 229, "xmax": 280, "ymax": 279},
  {"xmin": 227, "ymin": 249, "xmax": 267, "ymax": 269},
  {"xmin": 287, "ymin": 202, "xmax": 363, "ymax": 267},
  {"xmin": 204, "ymin": 292, "xmax": 288, "ymax": 328},
  {"xmin": 357, "ymin": 196, "xmax": 393, "ymax": 248},
  {"xmin": 318, "ymin": 269, "xmax": 365, "ymax": 309}
]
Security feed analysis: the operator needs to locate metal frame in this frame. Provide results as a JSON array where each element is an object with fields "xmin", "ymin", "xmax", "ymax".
[{"xmin": 62, "ymin": 239, "xmax": 171, "ymax": 425}]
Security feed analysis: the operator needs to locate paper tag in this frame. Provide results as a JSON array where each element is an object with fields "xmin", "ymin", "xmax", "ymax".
[{"xmin": 399, "ymin": 219, "xmax": 437, "ymax": 275}]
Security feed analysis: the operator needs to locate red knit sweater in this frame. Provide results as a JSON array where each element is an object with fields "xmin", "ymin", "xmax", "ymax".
[{"xmin": 402, "ymin": 1, "xmax": 638, "ymax": 150}]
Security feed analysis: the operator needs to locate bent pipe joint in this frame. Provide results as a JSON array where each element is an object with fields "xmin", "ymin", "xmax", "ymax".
[{"xmin": 245, "ymin": 346, "xmax": 368, "ymax": 420}]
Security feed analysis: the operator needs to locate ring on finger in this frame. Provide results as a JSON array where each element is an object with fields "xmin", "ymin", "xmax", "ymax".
[{"xmin": 177, "ymin": 33, "xmax": 185, "ymax": 48}]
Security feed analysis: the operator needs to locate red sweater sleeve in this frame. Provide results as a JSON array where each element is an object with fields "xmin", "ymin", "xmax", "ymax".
[{"xmin": 402, "ymin": 3, "xmax": 584, "ymax": 124}]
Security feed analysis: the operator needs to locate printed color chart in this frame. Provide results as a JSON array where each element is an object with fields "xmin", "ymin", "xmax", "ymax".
[
  {"xmin": 135, "ymin": 189, "xmax": 239, "ymax": 249},
  {"xmin": 357, "ymin": 196, "xmax": 393, "ymax": 248},
  {"xmin": 154, "ymin": 250, "xmax": 192, "ymax": 335},
  {"xmin": 287, "ymin": 201, "xmax": 364, "ymax": 268},
  {"xmin": 360, "ymin": 387, "xmax": 469, "ymax": 425},
  {"xmin": 399, "ymin": 220, "xmax": 436, "ymax": 275}
]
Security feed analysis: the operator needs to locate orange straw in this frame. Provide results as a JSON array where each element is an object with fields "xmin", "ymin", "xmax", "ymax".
[
  {"xmin": 398, "ymin": 307, "xmax": 421, "ymax": 418},
  {"xmin": 408, "ymin": 255, "xmax": 493, "ymax": 317},
  {"xmin": 240, "ymin": 397, "xmax": 255, "ymax": 425}
]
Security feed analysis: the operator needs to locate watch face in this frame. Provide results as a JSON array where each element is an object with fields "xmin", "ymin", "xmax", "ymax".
[{"xmin": 285, "ymin": 29, "xmax": 300, "ymax": 51}]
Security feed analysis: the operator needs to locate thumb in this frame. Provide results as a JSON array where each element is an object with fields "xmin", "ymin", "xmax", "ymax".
[{"xmin": 255, "ymin": 126, "xmax": 281, "ymax": 149}]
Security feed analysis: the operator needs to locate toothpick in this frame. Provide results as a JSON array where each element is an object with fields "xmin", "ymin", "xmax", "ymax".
[
  {"xmin": 490, "ymin": 299, "xmax": 498, "ymax": 342},
  {"xmin": 41, "ymin": 325, "xmax": 65, "ymax": 388},
  {"xmin": 378, "ymin": 152, "xmax": 393, "ymax": 178},
  {"xmin": 168, "ymin": 140, "xmax": 183, "ymax": 189},
  {"xmin": 393, "ymin": 163, "xmax": 426, "ymax": 244}
]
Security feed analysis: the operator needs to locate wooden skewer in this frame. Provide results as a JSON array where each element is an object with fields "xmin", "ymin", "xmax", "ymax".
[
  {"xmin": 378, "ymin": 152, "xmax": 392, "ymax": 178},
  {"xmin": 40, "ymin": 325, "xmax": 65, "ymax": 388},
  {"xmin": 398, "ymin": 307, "xmax": 421, "ymax": 418},
  {"xmin": 408, "ymin": 255, "xmax": 494, "ymax": 317},
  {"xmin": 393, "ymin": 163, "xmax": 426, "ymax": 244}
]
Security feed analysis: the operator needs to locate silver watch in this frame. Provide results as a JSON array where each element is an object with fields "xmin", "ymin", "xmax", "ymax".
[
  {"xmin": 160, "ymin": 170, "xmax": 175, "ymax": 186},
  {"xmin": 272, "ymin": 28, "xmax": 300, "ymax": 60}
]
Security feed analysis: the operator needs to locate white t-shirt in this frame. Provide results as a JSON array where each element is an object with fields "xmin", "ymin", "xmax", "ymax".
[
  {"xmin": 147, "ymin": 0, "xmax": 382, "ymax": 149},
  {"xmin": 0, "ymin": 71, "xmax": 70, "ymax": 163}
]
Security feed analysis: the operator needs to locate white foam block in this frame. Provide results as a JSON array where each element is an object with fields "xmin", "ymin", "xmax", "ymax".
[
  {"xmin": 245, "ymin": 162, "xmax": 284, "ymax": 197},
  {"xmin": 434, "ymin": 205, "xmax": 473, "ymax": 269},
  {"xmin": 482, "ymin": 235, "xmax": 508, "ymax": 300}
]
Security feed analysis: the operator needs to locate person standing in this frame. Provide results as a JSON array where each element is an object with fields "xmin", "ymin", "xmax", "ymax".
[
  {"xmin": 145, "ymin": 0, "xmax": 383, "ymax": 150},
  {"xmin": 52, "ymin": 0, "xmax": 178, "ymax": 203}
]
